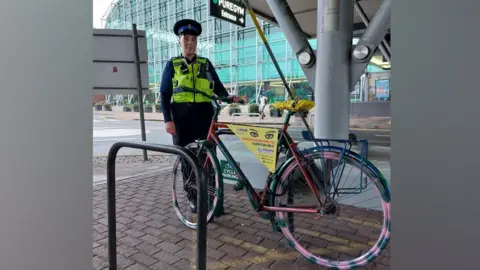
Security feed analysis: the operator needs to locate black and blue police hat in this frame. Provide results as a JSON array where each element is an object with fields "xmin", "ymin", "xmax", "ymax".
[{"xmin": 173, "ymin": 19, "xmax": 202, "ymax": 37}]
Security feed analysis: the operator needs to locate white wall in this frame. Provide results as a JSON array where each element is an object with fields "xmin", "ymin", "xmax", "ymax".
[{"xmin": 0, "ymin": 0, "xmax": 93, "ymax": 269}]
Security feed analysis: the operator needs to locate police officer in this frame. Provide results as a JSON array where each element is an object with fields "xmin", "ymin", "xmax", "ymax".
[{"xmin": 159, "ymin": 19, "xmax": 233, "ymax": 212}]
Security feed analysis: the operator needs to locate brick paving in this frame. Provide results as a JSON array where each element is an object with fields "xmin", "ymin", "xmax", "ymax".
[{"xmin": 92, "ymin": 161, "xmax": 391, "ymax": 270}]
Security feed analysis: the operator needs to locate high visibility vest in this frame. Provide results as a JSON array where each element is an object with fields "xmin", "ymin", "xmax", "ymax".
[{"xmin": 171, "ymin": 56, "xmax": 214, "ymax": 103}]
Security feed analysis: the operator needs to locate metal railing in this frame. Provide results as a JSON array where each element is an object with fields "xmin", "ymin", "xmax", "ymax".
[{"xmin": 106, "ymin": 141, "xmax": 207, "ymax": 270}]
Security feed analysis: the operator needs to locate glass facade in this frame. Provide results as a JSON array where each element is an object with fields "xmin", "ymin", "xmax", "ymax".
[{"xmin": 102, "ymin": 0, "xmax": 390, "ymax": 103}]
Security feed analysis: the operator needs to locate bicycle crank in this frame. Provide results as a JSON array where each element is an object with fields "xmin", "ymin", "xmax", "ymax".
[{"xmin": 320, "ymin": 197, "xmax": 340, "ymax": 216}]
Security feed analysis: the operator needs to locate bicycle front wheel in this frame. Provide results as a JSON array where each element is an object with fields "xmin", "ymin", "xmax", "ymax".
[
  {"xmin": 271, "ymin": 149, "xmax": 391, "ymax": 269},
  {"xmin": 172, "ymin": 142, "xmax": 223, "ymax": 229}
]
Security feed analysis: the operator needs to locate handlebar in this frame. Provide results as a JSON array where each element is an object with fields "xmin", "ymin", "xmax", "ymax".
[{"xmin": 173, "ymin": 87, "xmax": 246, "ymax": 105}]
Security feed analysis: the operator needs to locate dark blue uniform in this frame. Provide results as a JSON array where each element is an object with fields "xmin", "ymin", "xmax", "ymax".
[
  {"xmin": 162, "ymin": 18, "xmax": 229, "ymax": 213},
  {"xmin": 159, "ymin": 55, "xmax": 229, "ymax": 147}
]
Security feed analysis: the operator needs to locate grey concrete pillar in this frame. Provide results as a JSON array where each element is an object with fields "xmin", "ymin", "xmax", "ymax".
[
  {"xmin": 0, "ymin": 0, "xmax": 93, "ymax": 269},
  {"xmin": 314, "ymin": 0, "xmax": 354, "ymax": 139}
]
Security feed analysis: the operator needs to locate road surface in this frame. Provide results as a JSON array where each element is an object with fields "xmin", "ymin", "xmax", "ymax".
[
  {"xmin": 93, "ymin": 114, "xmax": 391, "ymax": 156},
  {"xmin": 350, "ymin": 128, "xmax": 391, "ymax": 147}
]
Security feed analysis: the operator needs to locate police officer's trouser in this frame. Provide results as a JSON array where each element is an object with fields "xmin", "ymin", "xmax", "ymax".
[{"xmin": 171, "ymin": 102, "xmax": 214, "ymax": 202}]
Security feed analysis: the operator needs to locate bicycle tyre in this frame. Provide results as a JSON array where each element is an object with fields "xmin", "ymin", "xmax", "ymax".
[
  {"xmin": 172, "ymin": 142, "xmax": 223, "ymax": 229},
  {"xmin": 270, "ymin": 148, "xmax": 391, "ymax": 269}
]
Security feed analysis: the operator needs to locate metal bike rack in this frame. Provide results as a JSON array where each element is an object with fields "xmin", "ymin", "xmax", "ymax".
[{"xmin": 106, "ymin": 141, "xmax": 207, "ymax": 270}]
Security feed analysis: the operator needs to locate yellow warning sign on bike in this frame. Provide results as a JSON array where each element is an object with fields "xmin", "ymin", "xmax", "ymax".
[{"xmin": 227, "ymin": 124, "xmax": 279, "ymax": 172}]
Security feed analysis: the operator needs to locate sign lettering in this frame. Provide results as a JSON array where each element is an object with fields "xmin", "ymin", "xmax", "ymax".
[
  {"xmin": 227, "ymin": 124, "xmax": 279, "ymax": 173},
  {"xmin": 209, "ymin": 0, "xmax": 246, "ymax": 28},
  {"xmin": 220, "ymin": 160, "xmax": 241, "ymax": 181}
]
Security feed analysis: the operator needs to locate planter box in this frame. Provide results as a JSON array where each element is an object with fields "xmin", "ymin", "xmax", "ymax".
[
  {"xmin": 229, "ymin": 108, "xmax": 241, "ymax": 116},
  {"xmin": 295, "ymin": 112, "xmax": 308, "ymax": 118},
  {"xmin": 144, "ymin": 106, "xmax": 153, "ymax": 113},
  {"xmin": 123, "ymin": 106, "xmax": 132, "ymax": 112},
  {"xmin": 270, "ymin": 108, "xmax": 282, "ymax": 117},
  {"xmin": 154, "ymin": 106, "xmax": 162, "ymax": 113},
  {"xmin": 102, "ymin": 105, "xmax": 112, "ymax": 112}
]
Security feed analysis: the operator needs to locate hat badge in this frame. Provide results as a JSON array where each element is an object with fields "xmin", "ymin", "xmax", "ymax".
[{"xmin": 188, "ymin": 24, "xmax": 192, "ymax": 29}]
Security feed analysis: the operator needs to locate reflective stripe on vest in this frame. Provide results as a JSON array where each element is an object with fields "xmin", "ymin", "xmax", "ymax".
[{"xmin": 171, "ymin": 57, "xmax": 214, "ymax": 103}]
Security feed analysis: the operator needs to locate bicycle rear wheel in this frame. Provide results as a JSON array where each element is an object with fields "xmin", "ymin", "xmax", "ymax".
[
  {"xmin": 172, "ymin": 142, "xmax": 223, "ymax": 229},
  {"xmin": 271, "ymin": 148, "xmax": 391, "ymax": 269}
]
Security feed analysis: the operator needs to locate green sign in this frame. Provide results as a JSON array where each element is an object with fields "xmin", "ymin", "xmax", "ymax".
[
  {"xmin": 209, "ymin": 0, "xmax": 246, "ymax": 28},
  {"xmin": 220, "ymin": 160, "xmax": 241, "ymax": 181}
]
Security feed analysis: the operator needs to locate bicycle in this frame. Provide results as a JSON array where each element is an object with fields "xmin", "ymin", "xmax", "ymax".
[{"xmin": 171, "ymin": 88, "xmax": 392, "ymax": 268}]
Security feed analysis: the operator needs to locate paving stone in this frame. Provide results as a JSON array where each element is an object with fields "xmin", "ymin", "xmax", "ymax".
[
  {"xmin": 135, "ymin": 242, "xmax": 161, "ymax": 256},
  {"xmin": 153, "ymin": 250, "xmax": 182, "ymax": 265},
  {"xmin": 92, "ymin": 256, "xmax": 108, "ymax": 270},
  {"xmin": 157, "ymin": 232, "xmax": 183, "ymax": 244},
  {"xmin": 117, "ymin": 244, "xmax": 139, "ymax": 257},
  {"xmin": 218, "ymin": 243, "xmax": 247, "ymax": 258},
  {"xmin": 130, "ymin": 252, "xmax": 158, "ymax": 267},
  {"xmin": 175, "ymin": 248, "xmax": 195, "ymax": 263},
  {"xmin": 150, "ymin": 260, "xmax": 181, "ymax": 270},
  {"xmin": 118, "ymin": 236, "xmax": 142, "ymax": 247},
  {"xmin": 218, "ymin": 235, "xmax": 244, "ymax": 246},
  {"xmin": 206, "ymin": 247, "xmax": 226, "ymax": 260},
  {"xmin": 157, "ymin": 241, "xmax": 183, "ymax": 254},
  {"xmin": 117, "ymin": 254, "xmax": 136, "ymax": 269},
  {"xmin": 173, "ymin": 258, "xmax": 193, "ymax": 269},
  {"xmin": 237, "ymin": 232, "xmax": 264, "ymax": 244},
  {"xmin": 125, "ymin": 263, "xmax": 149, "ymax": 270}
]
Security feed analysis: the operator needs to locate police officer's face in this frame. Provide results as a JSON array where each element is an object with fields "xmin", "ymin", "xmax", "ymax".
[{"xmin": 179, "ymin": 34, "xmax": 197, "ymax": 56}]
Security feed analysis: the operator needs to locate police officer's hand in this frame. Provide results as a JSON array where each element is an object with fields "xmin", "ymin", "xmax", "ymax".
[
  {"xmin": 165, "ymin": 121, "xmax": 176, "ymax": 135},
  {"xmin": 228, "ymin": 95, "xmax": 246, "ymax": 104}
]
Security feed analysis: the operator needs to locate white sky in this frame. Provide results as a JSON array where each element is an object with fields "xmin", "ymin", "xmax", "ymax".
[{"xmin": 93, "ymin": 0, "xmax": 114, "ymax": 28}]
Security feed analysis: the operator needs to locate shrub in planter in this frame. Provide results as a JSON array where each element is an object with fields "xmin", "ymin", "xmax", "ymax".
[
  {"xmin": 248, "ymin": 104, "xmax": 259, "ymax": 116},
  {"xmin": 154, "ymin": 103, "xmax": 162, "ymax": 113},
  {"xmin": 123, "ymin": 105, "xmax": 132, "ymax": 112},
  {"xmin": 94, "ymin": 102, "xmax": 104, "ymax": 111},
  {"xmin": 132, "ymin": 104, "xmax": 140, "ymax": 112},
  {"xmin": 295, "ymin": 111, "xmax": 309, "ymax": 118},
  {"xmin": 269, "ymin": 105, "xmax": 282, "ymax": 117},
  {"xmin": 228, "ymin": 104, "xmax": 241, "ymax": 116},
  {"xmin": 102, "ymin": 103, "xmax": 112, "ymax": 111},
  {"xmin": 144, "ymin": 105, "xmax": 153, "ymax": 113}
]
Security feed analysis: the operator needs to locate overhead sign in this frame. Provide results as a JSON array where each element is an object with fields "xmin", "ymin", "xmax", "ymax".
[
  {"xmin": 209, "ymin": 0, "xmax": 246, "ymax": 28},
  {"xmin": 93, "ymin": 28, "xmax": 150, "ymax": 95}
]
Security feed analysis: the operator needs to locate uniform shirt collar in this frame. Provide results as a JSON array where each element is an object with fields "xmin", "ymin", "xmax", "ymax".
[{"xmin": 181, "ymin": 54, "xmax": 197, "ymax": 64}]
